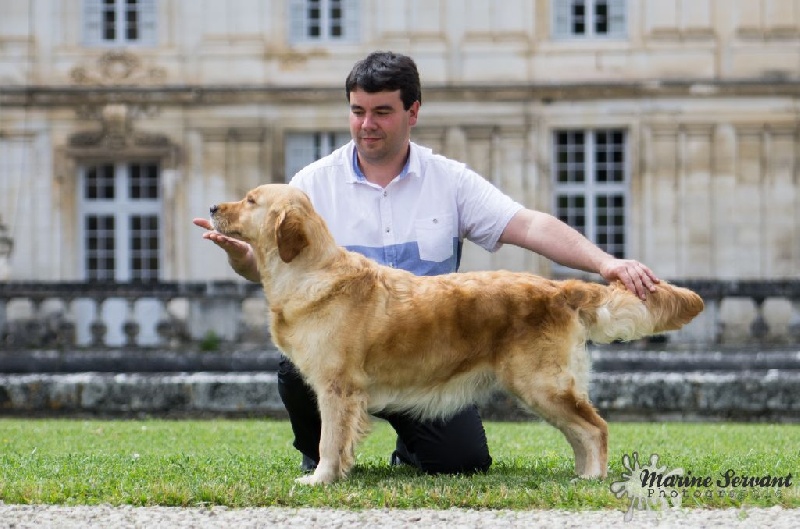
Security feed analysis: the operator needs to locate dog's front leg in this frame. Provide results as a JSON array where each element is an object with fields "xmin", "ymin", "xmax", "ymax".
[{"xmin": 295, "ymin": 381, "xmax": 369, "ymax": 485}]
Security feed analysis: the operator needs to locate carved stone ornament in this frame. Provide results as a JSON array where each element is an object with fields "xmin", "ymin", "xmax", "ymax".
[
  {"xmin": 70, "ymin": 50, "xmax": 166, "ymax": 86},
  {"xmin": 68, "ymin": 103, "xmax": 170, "ymax": 151}
]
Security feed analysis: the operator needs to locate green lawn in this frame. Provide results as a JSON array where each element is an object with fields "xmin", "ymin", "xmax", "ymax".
[{"xmin": 0, "ymin": 419, "xmax": 797, "ymax": 510}]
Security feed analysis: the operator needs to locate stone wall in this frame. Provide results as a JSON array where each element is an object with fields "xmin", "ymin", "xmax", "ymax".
[{"xmin": 1, "ymin": 346, "xmax": 798, "ymax": 422}]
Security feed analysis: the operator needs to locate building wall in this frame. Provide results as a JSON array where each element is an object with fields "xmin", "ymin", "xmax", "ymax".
[{"xmin": 0, "ymin": 0, "xmax": 798, "ymax": 282}]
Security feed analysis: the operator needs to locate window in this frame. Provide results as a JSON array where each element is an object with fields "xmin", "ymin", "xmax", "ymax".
[
  {"xmin": 285, "ymin": 132, "xmax": 351, "ymax": 181},
  {"xmin": 80, "ymin": 162, "xmax": 161, "ymax": 282},
  {"xmin": 83, "ymin": 0, "xmax": 157, "ymax": 46},
  {"xmin": 289, "ymin": 0, "xmax": 360, "ymax": 43},
  {"xmin": 553, "ymin": 129, "xmax": 628, "ymax": 259},
  {"xmin": 553, "ymin": 0, "xmax": 626, "ymax": 39}
]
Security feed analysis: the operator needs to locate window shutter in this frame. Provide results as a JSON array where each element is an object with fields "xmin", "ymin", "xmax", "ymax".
[
  {"xmin": 83, "ymin": 0, "xmax": 104, "ymax": 45},
  {"xmin": 138, "ymin": 0, "xmax": 158, "ymax": 45},
  {"xmin": 288, "ymin": 0, "xmax": 308, "ymax": 43},
  {"xmin": 285, "ymin": 134, "xmax": 318, "ymax": 181},
  {"xmin": 341, "ymin": 0, "xmax": 360, "ymax": 42},
  {"xmin": 552, "ymin": 0, "xmax": 573, "ymax": 39},
  {"xmin": 606, "ymin": 0, "xmax": 627, "ymax": 38}
]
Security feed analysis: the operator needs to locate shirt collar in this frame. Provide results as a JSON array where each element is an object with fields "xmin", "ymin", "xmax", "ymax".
[{"xmin": 351, "ymin": 143, "xmax": 414, "ymax": 184}]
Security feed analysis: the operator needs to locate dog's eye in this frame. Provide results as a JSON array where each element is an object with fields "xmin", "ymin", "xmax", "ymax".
[{"xmin": 247, "ymin": 197, "xmax": 256, "ymax": 205}]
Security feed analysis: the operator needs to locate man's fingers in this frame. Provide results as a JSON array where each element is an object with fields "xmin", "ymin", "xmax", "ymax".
[
  {"xmin": 626, "ymin": 268, "xmax": 647, "ymax": 301},
  {"xmin": 193, "ymin": 218, "xmax": 212, "ymax": 230}
]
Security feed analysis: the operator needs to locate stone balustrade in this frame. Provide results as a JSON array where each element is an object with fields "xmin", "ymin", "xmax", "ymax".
[{"xmin": 0, "ymin": 280, "xmax": 799, "ymax": 349}]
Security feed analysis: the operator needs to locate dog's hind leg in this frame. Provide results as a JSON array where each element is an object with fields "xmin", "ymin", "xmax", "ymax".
[
  {"xmin": 296, "ymin": 378, "xmax": 370, "ymax": 485},
  {"xmin": 497, "ymin": 349, "xmax": 608, "ymax": 479}
]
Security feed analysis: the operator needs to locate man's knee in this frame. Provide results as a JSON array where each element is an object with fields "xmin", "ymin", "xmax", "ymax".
[{"xmin": 277, "ymin": 357, "xmax": 314, "ymax": 405}]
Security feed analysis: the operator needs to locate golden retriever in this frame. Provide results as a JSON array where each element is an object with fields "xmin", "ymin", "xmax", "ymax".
[{"xmin": 209, "ymin": 184, "xmax": 704, "ymax": 485}]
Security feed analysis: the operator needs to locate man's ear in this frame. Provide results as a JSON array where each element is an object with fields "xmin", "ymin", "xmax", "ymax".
[{"xmin": 275, "ymin": 207, "xmax": 309, "ymax": 263}]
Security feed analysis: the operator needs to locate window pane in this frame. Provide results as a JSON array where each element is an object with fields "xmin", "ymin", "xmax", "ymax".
[
  {"xmin": 330, "ymin": 0, "xmax": 342, "ymax": 37},
  {"xmin": 596, "ymin": 193, "xmax": 626, "ymax": 258},
  {"xmin": 595, "ymin": 0, "xmax": 609, "ymax": 34},
  {"xmin": 103, "ymin": 2, "xmax": 116, "ymax": 41},
  {"xmin": 594, "ymin": 129, "xmax": 625, "ymax": 183},
  {"xmin": 130, "ymin": 214, "xmax": 159, "ymax": 282},
  {"xmin": 85, "ymin": 214, "xmax": 115, "ymax": 281},
  {"xmin": 556, "ymin": 194, "xmax": 587, "ymax": 234},
  {"xmin": 572, "ymin": 1, "xmax": 586, "ymax": 33},
  {"xmin": 129, "ymin": 162, "xmax": 159, "ymax": 200},
  {"xmin": 308, "ymin": 0, "xmax": 321, "ymax": 38},
  {"xmin": 554, "ymin": 130, "xmax": 586, "ymax": 183},
  {"xmin": 85, "ymin": 164, "xmax": 115, "ymax": 200}
]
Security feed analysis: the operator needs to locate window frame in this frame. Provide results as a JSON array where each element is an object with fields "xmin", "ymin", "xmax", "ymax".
[
  {"xmin": 83, "ymin": 0, "xmax": 157, "ymax": 47},
  {"xmin": 78, "ymin": 161, "xmax": 163, "ymax": 283},
  {"xmin": 551, "ymin": 128, "xmax": 630, "ymax": 263},
  {"xmin": 289, "ymin": 0, "xmax": 360, "ymax": 44},
  {"xmin": 552, "ymin": 0, "xmax": 627, "ymax": 40}
]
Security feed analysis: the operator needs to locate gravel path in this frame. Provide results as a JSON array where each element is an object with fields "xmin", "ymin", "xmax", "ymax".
[{"xmin": 0, "ymin": 505, "xmax": 798, "ymax": 528}]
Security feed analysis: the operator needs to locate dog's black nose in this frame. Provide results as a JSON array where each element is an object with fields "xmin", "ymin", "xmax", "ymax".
[{"xmin": 210, "ymin": 205, "xmax": 219, "ymax": 215}]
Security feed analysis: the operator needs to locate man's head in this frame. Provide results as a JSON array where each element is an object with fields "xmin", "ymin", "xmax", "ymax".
[
  {"xmin": 345, "ymin": 51, "xmax": 421, "ymax": 110},
  {"xmin": 346, "ymin": 52, "xmax": 421, "ymax": 169}
]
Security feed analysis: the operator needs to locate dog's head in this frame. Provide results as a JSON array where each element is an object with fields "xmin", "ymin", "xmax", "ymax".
[{"xmin": 210, "ymin": 184, "xmax": 315, "ymax": 263}]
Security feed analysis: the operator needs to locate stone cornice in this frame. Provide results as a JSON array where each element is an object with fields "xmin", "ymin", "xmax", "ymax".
[{"xmin": 2, "ymin": 79, "xmax": 799, "ymax": 107}]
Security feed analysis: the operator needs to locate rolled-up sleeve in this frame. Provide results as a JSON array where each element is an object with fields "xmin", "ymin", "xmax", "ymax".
[{"xmin": 457, "ymin": 168, "xmax": 524, "ymax": 252}]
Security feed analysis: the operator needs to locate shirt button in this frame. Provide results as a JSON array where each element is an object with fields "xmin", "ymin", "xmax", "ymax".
[
  {"xmin": 383, "ymin": 191, "xmax": 388, "ymax": 197},
  {"xmin": 385, "ymin": 227, "xmax": 391, "ymax": 233}
]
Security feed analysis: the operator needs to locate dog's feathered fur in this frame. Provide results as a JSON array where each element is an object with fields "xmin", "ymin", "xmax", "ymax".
[{"xmin": 210, "ymin": 184, "xmax": 704, "ymax": 485}]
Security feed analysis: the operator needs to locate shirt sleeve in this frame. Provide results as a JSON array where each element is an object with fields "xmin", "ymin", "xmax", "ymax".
[{"xmin": 457, "ymin": 168, "xmax": 524, "ymax": 252}]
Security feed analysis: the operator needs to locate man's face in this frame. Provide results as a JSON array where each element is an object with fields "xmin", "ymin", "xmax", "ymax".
[{"xmin": 349, "ymin": 88, "xmax": 419, "ymax": 166}]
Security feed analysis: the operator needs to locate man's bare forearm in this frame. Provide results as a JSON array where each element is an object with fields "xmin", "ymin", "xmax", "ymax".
[{"xmin": 229, "ymin": 250, "xmax": 260, "ymax": 283}]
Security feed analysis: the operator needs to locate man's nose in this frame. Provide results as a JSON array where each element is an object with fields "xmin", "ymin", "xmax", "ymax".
[{"xmin": 361, "ymin": 114, "xmax": 377, "ymax": 129}]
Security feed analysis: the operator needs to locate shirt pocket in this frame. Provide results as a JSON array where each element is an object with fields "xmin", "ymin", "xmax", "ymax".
[{"xmin": 415, "ymin": 214, "xmax": 455, "ymax": 263}]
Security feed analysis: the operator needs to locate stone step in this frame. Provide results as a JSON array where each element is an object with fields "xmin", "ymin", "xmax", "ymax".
[
  {"xmin": 590, "ymin": 347, "xmax": 800, "ymax": 372},
  {"xmin": 1, "ymin": 370, "xmax": 798, "ymax": 422},
  {"xmin": 2, "ymin": 347, "xmax": 799, "ymax": 373},
  {"xmin": 0, "ymin": 348, "xmax": 283, "ymax": 374}
]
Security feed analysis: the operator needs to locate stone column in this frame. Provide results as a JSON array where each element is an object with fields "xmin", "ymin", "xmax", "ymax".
[{"xmin": 0, "ymin": 216, "xmax": 13, "ymax": 280}]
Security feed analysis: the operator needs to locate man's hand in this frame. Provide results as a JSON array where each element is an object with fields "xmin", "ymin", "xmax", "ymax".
[
  {"xmin": 193, "ymin": 218, "xmax": 259, "ymax": 281},
  {"xmin": 193, "ymin": 218, "xmax": 250, "ymax": 259},
  {"xmin": 599, "ymin": 258, "xmax": 660, "ymax": 301}
]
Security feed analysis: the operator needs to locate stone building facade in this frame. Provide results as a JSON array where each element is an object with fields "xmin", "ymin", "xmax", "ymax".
[{"xmin": 0, "ymin": 0, "xmax": 798, "ymax": 286}]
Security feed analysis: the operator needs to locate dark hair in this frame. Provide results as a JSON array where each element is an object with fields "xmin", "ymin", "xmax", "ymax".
[{"xmin": 345, "ymin": 51, "xmax": 421, "ymax": 110}]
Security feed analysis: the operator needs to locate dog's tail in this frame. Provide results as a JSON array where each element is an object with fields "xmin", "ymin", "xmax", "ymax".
[{"xmin": 562, "ymin": 280, "xmax": 704, "ymax": 344}]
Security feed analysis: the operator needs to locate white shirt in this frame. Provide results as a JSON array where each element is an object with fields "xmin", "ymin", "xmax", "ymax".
[{"xmin": 289, "ymin": 141, "xmax": 523, "ymax": 276}]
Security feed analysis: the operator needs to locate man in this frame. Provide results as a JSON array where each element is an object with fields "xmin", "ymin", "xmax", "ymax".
[{"xmin": 194, "ymin": 51, "xmax": 659, "ymax": 475}]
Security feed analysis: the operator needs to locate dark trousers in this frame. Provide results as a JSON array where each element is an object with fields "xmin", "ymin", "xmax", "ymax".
[{"xmin": 277, "ymin": 356, "xmax": 492, "ymax": 475}]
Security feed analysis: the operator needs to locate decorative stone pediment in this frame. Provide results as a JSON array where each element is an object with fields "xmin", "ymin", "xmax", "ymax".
[
  {"xmin": 67, "ymin": 103, "xmax": 175, "ymax": 160},
  {"xmin": 68, "ymin": 104, "xmax": 167, "ymax": 150},
  {"xmin": 70, "ymin": 50, "xmax": 166, "ymax": 86}
]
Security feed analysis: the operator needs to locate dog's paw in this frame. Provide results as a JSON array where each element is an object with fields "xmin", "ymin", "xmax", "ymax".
[{"xmin": 295, "ymin": 471, "xmax": 336, "ymax": 486}]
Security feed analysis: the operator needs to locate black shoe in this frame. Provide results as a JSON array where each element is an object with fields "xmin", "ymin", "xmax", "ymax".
[
  {"xmin": 390, "ymin": 450, "xmax": 408, "ymax": 467},
  {"xmin": 301, "ymin": 454, "xmax": 317, "ymax": 473},
  {"xmin": 390, "ymin": 438, "xmax": 420, "ymax": 468}
]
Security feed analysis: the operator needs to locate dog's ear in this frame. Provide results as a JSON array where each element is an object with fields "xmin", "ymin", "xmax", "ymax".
[{"xmin": 275, "ymin": 207, "xmax": 309, "ymax": 263}]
